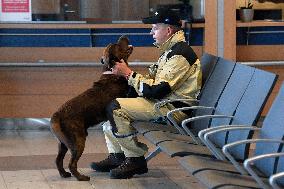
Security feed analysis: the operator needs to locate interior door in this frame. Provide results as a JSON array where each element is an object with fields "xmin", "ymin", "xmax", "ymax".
[{"xmin": 60, "ymin": 0, "xmax": 80, "ymax": 21}]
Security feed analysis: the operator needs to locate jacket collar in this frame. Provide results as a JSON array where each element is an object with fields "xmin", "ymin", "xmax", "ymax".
[{"xmin": 154, "ymin": 30, "xmax": 186, "ymax": 53}]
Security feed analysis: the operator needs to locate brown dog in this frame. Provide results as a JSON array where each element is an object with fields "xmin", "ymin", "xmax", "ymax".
[{"xmin": 50, "ymin": 36, "xmax": 134, "ymax": 181}]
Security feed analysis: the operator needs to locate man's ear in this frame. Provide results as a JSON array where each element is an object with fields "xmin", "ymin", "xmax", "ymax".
[
  {"xmin": 167, "ymin": 26, "xmax": 174, "ymax": 37},
  {"xmin": 117, "ymin": 35, "xmax": 130, "ymax": 51}
]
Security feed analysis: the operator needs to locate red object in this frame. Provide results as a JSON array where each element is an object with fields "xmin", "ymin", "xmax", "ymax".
[{"xmin": 2, "ymin": 0, "xmax": 29, "ymax": 13}]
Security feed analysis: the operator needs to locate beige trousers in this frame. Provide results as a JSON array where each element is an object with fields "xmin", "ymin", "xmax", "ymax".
[{"xmin": 102, "ymin": 97, "xmax": 187, "ymax": 157}]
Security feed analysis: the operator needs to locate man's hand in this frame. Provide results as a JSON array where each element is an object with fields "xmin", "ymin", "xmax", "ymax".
[{"xmin": 112, "ymin": 59, "xmax": 132, "ymax": 79}]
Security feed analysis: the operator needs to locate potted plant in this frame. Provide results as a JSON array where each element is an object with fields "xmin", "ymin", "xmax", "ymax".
[{"xmin": 239, "ymin": 0, "xmax": 254, "ymax": 22}]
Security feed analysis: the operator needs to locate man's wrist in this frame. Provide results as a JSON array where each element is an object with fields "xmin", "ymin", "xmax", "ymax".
[
  {"xmin": 125, "ymin": 71, "xmax": 132, "ymax": 80},
  {"xmin": 126, "ymin": 71, "xmax": 137, "ymax": 80}
]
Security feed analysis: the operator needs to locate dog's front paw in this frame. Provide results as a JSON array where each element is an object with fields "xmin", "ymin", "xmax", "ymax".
[
  {"xmin": 60, "ymin": 171, "xmax": 72, "ymax": 178},
  {"xmin": 77, "ymin": 175, "xmax": 90, "ymax": 181}
]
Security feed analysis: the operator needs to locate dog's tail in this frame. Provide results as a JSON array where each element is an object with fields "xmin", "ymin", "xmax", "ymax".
[{"xmin": 50, "ymin": 112, "xmax": 68, "ymax": 146}]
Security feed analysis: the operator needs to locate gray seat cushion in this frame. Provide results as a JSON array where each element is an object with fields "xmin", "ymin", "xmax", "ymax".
[
  {"xmin": 158, "ymin": 140, "xmax": 212, "ymax": 157},
  {"xmin": 144, "ymin": 131, "xmax": 196, "ymax": 145},
  {"xmin": 195, "ymin": 170, "xmax": 270, "ymax": 189},
  {"xmin": 132, "ymin": 121, "xmax": 179, "ymax": 135},
  {"xmin": 178, "ymin": 155, "xmax": 240, "ymax": 175}
]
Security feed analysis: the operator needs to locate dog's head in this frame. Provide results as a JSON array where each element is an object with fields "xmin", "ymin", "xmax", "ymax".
[{"xmin": 101, "ymin": 36, "xmax": 133, "ymax": 72}]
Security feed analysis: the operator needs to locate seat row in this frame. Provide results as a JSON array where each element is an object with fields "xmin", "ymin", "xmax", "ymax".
[{"xmin": 132, "ymin": 53, "xmax": 283, "ymax": 188}]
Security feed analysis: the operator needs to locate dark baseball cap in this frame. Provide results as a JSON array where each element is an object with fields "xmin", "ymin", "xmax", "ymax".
[{"xmin": 142, "ymin": 9, "xmax": 182, "ymax": 27}]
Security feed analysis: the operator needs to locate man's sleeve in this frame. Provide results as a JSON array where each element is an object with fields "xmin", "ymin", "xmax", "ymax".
[{"xmin": 128, "ymin": 55, "xmax": 191, "ymax": 99}]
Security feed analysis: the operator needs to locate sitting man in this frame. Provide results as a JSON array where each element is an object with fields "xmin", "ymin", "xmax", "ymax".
[{"xmin": 91, "ymin": 8, "xmax": 202, "ymax": 179}]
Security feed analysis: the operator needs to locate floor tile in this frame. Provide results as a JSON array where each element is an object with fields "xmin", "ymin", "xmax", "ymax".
[
  {"xmin": 82, "ymin": 131, "xmax": 109, "ymax": 154},
  {"xmin": 0, "ymin": 141, "xmax": 30, "ymax": 157},
  {"xmin": 81, "ymin": 168, "xmax": 166, "ymax": 180},
  {"xmin": 48, "ymin": 181, "xmax": 94, "ymax": 189},
  {"xmin": 42, "ymin": 169, "xmax": 94, "ymax": 189},
  {"xmin": 0, "ymin": 129, "xmax": 206, "ymax": 189},
  {"xmin": 5, "ymin": 181, "xmax": 51, "ymax": 189},
  {"xmin": 170, "ymin": 177, "xmax": 207, "ymax": 189},
  {"xmin": 42, "ymin": 169, "xmax": 77, "ymax": 182},
  {"xmin": 0, "ymin": 131, "xmax": 19, "ymax": 138},
  {"xmin": 2, "ymin": 170, "xmax": 50, "ymax": 189},
  {"xmin": 2, "ymin": 170, "xmax": 45, "ymax": 183},
  {"xmin": 0, "ymin": 173, "xmax": 7, "ymax": 189},
  {"xmin": 158, "ymin": 164, "xmax": 189, "ymax": 178},
  {"xmin": 131, "ymin": 178, "xmax": 180, "ymax": 189},
  {"xmin": 159, "ymin": 164, "xmax": 206, "ymax": 189},
  {"xmin": 80, "ymin": 168, "xmax": 110, "ymax": 180},
  {"xmin": 89, "ymin": 179, "xmax": 136, "ymax": 189},
  {"xmin": 133, "ymin": 169, "xmax": 165, "ymax": 179},
  {"xmin": 20, "ymin": 131, "xmax": 59, "ymax": 156},
  {"xmin": 0, "ymin": 132, "xmax": 30, "ymax": 157}
]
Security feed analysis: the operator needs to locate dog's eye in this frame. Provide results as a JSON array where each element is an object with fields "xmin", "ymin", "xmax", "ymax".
[{"xmin": 100, "ymin": 58, "xmax": 105, "ymax": 64}]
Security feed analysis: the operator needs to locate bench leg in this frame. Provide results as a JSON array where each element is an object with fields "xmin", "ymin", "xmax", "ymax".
[{"xmin": 146, "ymin": 147, "xmax": 162, "ymax": 162}]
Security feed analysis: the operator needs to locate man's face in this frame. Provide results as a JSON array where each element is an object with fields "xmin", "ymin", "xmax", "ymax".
[{"xmin": 150, "ymin": 24, "xmax": 170, "ymax": 45}]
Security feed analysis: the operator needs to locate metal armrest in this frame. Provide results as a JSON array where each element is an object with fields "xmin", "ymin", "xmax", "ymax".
[
  {"xmin": 198, "ymin": 125, "xmax": 254, "ymax": 144},
  {"xmin": 152, "ymin": 99, "xmax": 199, "ymax": 135},
  {"xmin": 244, "ymin": 152, "xmax": 284, "ymax": 189},
  {"xmin": 203, "ymin": 126, "xmax": 260, "ymax": 161},
  {"xmin": 166, "ymin": 106, "xmax": 215, "ymax": 136},
  {"xmin": 167, "ymin": 106, "xmax": 215, "ymax": 117},
  {"xmin": 181, "ymin": 114, "xmax": 234, "ymax": 144},
  {"xmin": 269, "ymin": 171, "xmax": 284, "ymax": 189},
  {"xmin": 154, "ymin": 98, "xmax": 199, "ymax": 116},
  {"xmin": 223, "ymin": 139, "xmax": 284, "ymax": 175}
]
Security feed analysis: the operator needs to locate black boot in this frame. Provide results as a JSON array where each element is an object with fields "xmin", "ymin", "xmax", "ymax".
[
  {"xmin": 109, "ymin": 156, "xmax": 148, "ymax": 179},
  {"xmin": 90, "ymin": 153, "xmax": 125, "ymax": 172}
]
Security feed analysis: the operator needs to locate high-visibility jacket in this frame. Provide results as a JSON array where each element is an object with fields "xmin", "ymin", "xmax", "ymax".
[{"xmin": 128, "ymin": 30, "xmax": 202, "ymax": 102}]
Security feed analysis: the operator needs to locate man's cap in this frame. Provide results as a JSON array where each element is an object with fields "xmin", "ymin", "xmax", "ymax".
[{"xmin": 142, "ymin": 9, "xmax": 182, "ymax": 27}]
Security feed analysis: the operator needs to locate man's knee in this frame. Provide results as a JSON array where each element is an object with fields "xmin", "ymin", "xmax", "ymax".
[{"xmin": 102, "ymin": 121, "xmax": 112, "ymax": 132}]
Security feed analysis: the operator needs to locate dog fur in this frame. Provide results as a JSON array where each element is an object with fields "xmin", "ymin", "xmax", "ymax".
[{"xmin": 50, "ymin": 36, "xmax": 133, "ymax": 181}]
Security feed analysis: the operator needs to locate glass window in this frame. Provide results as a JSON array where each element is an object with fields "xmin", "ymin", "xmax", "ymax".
[{"xmin": 30, "ymin": 0, "xmax": 200, "ymax": 23}]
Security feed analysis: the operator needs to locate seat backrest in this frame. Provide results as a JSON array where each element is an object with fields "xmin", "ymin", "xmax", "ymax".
[
  {"xmin": 205, "ymin": 63, "xmax": 256, "ymax": 146},
  {"xmin": 252, "ymin": 83, "xmax": 284, "ymax": 177},
  {"xmin": 225, "ymin": 68, "xmax": 277, "ymax": 160},
  {"xmin": 200, "ymin": 53, "xmax": 219, "ymax": 89},
  {"xmin": 190, "ymin": 57, "xmax": 235, "ymax": 134},
  {"xmin": 275, "ymin": 148, "xmax": 284, "ymax": 186}
]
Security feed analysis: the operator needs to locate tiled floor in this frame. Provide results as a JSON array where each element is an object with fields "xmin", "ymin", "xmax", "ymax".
[{"xmin": 0, "ymin": 126, "xmax": 206, "ymax": 189}]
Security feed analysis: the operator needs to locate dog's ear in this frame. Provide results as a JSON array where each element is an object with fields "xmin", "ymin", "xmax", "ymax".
[
  {"xmin": 103, "ymin": 44, "xmax": 113, "ymax": 58},
  {"xmin": 118, "ymin": 36, "xmax": 133, "ymax": 59},
  {"xmin": 117, "ymin": 36, "xmax": 130, "ymax": 52}
]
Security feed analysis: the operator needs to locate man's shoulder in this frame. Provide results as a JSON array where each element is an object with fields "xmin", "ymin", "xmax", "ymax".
[{"xmin": 167, "ymin": 42, "xmax": 198, "ymax": 65}]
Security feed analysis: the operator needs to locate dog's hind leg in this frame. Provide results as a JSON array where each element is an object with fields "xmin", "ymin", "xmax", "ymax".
[
  {"xmin": 50, "ymin": 118, "xmax": 72, "ymax": 178},
  {"xmin": 56, "ymin": 142, "xmax": 72, "ymax": 178},
  {"xmin": 68, "ymin": 135, "xmax": 90, "ymax": 181}
]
